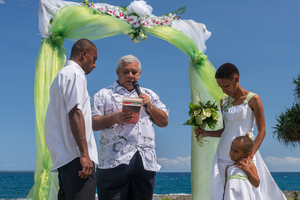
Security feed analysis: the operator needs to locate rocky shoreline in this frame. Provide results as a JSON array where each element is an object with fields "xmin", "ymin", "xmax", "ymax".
[{"xmin": 153, "ymin": 191, "xmax": 300, "ymax": 200}]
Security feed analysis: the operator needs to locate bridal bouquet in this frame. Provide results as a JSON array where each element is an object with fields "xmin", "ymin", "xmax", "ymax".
[{"xmin": 183, "ymin": 91, "xmax": 220, "ymax": 146}]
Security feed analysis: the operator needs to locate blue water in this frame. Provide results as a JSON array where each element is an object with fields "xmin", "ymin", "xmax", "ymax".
[{"xmin": 0, "ymin": 171, "xmax": 299, "ymax": 199}]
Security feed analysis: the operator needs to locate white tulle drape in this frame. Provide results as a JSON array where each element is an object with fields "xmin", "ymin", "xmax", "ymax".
[{"xmin": 171, "ymin": 19, "xmax": 211, "ymax": 53}]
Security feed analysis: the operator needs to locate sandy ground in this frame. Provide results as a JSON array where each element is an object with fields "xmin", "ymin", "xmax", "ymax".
[{"xmin": 153, "ymin": 191, "xmax": 300, "ymax": 200}]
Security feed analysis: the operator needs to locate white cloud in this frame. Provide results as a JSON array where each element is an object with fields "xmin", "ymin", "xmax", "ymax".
[
  {"xmin": 157, "ymin": 156, "xmax": 191, "ymax": 172},
  {"xmin": 264, "ymin": 156, "xmax": 300, "ymax": 172},
  {"xmin": 157, "ymin": 156, "xmax": 300, "ymax": 172},
  {"xmin": 0, "ymin": 0, "xmax": 5, "ymax": 4}
]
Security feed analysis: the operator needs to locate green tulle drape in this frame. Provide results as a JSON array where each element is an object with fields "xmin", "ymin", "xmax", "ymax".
[
  {"xmin": 27, "ymin": 38, "xmax": 65, "ymax": 200},
  {"xmin": 29, "ymin": 3, "xmax": 224, "ymax": 200},
  {"xmin": 188, "ymin": 61, "xmax": 223, "ymax": 200},
  {"xmin": 28, "ymin": 5, "xmax": 133, "ymax": 200}
]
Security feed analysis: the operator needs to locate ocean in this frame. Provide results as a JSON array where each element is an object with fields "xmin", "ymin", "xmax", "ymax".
[{"xmin": 0, "ymin": 171, "xmax": 299, "ymax": 199}]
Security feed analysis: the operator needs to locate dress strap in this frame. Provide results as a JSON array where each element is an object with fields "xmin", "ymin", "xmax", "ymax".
[{"xmin": 245, "ymin": 92, "xmax": 256, "ymax": 103}]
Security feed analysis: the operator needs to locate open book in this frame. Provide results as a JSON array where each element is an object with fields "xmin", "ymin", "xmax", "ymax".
[{"xmin": 122, "ymin": 97, "xmax": 143, "ymax": 124}]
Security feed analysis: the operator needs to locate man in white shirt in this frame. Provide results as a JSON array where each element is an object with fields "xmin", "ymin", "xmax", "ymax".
[
  {"xmin": 45, "ymin": 38, "xmax": 98, "ymax": 200},
  {"xmin": 91, "ymin": 55, "xmax": 169, "ymax": 200}
]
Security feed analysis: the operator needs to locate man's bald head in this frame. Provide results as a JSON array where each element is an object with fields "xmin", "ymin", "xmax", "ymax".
[
  {"xmin": 70, "ymin": 39, "xmax": 98, "ymax": 75},
  {"xmin": 70, "ymin": 38, "xmax": 97, "ymax": 59}
]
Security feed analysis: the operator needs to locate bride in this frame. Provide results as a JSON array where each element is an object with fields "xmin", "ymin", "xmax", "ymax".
[{"xmin": 196, "ymin": 63, "xmax": 286, "ymax": 200}]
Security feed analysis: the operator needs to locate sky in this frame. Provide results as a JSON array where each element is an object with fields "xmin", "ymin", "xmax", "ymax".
[{"xmin": 0, "ymin": 0, "xmax": 299, "ymax": 173}]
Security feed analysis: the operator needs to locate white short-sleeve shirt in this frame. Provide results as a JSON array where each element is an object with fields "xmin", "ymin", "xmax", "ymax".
[
  {"xmin": 45, "ymin": 60, "xmax": 98, "ymax": 171},
  {"xmin": 91, "ymin": 81, "xmax": 169, "ymax": 172}
]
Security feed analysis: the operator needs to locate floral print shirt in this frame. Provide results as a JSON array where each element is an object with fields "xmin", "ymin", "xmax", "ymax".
[{"xmin": 91, "ymin": 81, "xmax": 169, "ymax": 171}]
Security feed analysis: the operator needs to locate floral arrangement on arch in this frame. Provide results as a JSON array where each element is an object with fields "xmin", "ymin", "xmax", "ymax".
[{"xmin": 82, "ymin": 0, "xmax": 185, "ymax": 43}]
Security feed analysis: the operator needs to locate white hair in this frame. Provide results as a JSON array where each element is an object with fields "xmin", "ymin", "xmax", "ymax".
[{"xmin": 117, "ymin": 55, "xmax": 141, "ymax": 71}]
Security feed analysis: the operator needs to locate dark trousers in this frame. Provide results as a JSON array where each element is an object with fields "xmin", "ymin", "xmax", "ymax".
[
  {"xmin": 97, "ymin": 152, "xmax": 156, "ymax": 200},
  {"xmin": 57, "ymin": 157, "xmax": 96, "ymax": 200}
]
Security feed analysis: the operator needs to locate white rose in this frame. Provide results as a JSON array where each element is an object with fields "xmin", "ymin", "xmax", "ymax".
[
  {"xmin": 127, "ymin": 0, "xmax": 153, "ymax": 17},
  {"xmin": 199, "ymin": 113, "xmax": 207, "ymax": 121}
]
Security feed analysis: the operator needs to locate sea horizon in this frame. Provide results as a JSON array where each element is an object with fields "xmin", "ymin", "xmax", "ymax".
[
  {"xmin": 1, "ymin": 170, "xmax": 300, "ymax": 173},
  {"xmin": 1, "ymin": 171, "xmax": 300, "ymax": 199}
]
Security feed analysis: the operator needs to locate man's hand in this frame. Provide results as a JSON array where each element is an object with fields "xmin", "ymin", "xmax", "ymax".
[
  {"xmin": 78, "ymin": 156, "xmax": 94, "ymax": 179},
  {"xmin": 114, "ymin": 110, "xmax": 134, "ymax": 124},
  {"xmin": 139, "ymin": 93, "xmax": 151, "ymax": 108}
]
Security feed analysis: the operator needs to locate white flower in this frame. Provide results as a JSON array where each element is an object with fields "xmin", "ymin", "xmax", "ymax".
[
  {"xmin": 139, "ymin": 33, "xmax": 146, "ymax": 40},
  {"xmin": 127, "ymin": 0, "xmax": 153, "ymax": 17},
  {"xmin": 132, "ymin": 38, "xmax": 140, "ymax": 43},
  {"xmin": 248, "ymin": 132, "xmax": 255, "ymax": 141},
  {"xmin": 140, "ymin": 18, "xmax": 152, "ymax": 27},
  {"xmin": 194, "ymin": 110, "xmax": 200, "ymax": 116},
  {"xmin": 96, "ymin": 4, "xmax": 107, "ymax": 13},
  {"xmin": 202, "ymin": 108, "xmax": 211, "ymax": 118},
  {"xmin": 199, "ymin": 113, "xmax": 207, "ymax": 121},
  {"xmin": 222, "ymin": 98, "xmax": 227, "ymax": 107}
]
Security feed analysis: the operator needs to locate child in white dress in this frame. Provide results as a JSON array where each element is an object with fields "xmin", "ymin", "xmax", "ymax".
[{"xmin": 223, "ymin": 134, "xmax": 260, "ymax": 200}]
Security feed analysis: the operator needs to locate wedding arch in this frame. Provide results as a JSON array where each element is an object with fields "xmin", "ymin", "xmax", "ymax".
[{"xmin": 28, "ymin": 0, "xmax": 224, "ymax": 199}]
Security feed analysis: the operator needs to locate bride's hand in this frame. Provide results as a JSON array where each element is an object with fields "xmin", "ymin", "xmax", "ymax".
[{"xmin": 195, "ymin": 127, "xmax": 207, "ymax": 138}]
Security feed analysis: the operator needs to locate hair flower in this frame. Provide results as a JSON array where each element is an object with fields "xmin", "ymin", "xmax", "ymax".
[{"xmin": 247, "ymin": 132, "xmax": 255, "ymax": 141}]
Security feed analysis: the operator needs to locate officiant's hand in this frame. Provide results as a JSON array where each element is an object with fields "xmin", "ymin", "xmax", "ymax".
[
  {"xmin": 114, "ymin": 110, "xmax": 133, "ymax": 124},
  {"xmin": 138, "ymin": 93, "xmax": 151, "ymax": 109}
]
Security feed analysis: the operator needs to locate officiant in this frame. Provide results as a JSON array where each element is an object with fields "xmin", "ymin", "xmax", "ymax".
[{"xmin": 91, "ymin": 54, "xmax": 169, "ymax": 200}]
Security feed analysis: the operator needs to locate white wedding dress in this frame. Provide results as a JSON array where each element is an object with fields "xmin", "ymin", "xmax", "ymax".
[{"xmin": 210, "ymin": 92, "xmax": 286, "ymax": 200}]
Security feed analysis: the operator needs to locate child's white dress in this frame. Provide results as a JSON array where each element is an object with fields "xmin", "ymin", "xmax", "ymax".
[{"xmin": 224, "ymin": 165, "xmax": 255, "ymax": 200}]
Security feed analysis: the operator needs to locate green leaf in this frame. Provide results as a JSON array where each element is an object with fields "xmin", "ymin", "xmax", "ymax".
[{"xmin": 162, "ymin": 5, "xmax": 187, "ymax": 16}]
